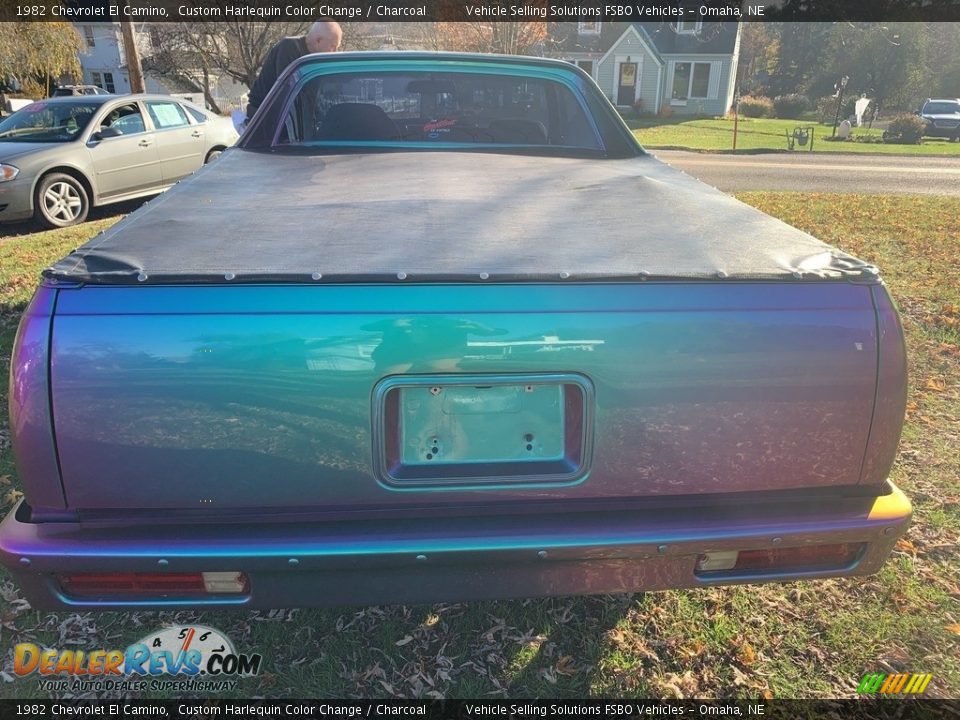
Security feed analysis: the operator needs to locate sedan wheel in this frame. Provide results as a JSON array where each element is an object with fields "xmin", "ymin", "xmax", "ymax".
[
  {"xmin": 205, "ymin": 149, "xmax": 222, "ymax": 164},
  {"xmin": 35, "ymin": 173, "xmax": 90, "ymax": 228}
]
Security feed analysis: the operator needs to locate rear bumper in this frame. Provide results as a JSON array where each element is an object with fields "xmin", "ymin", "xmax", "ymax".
[{"xmin": 0, "ymin": 483, "xmax": 911, "ymax": 610}]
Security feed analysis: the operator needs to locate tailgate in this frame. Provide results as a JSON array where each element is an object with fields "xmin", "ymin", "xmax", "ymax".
[{"xmin": 49, "ymin": 282, "xmax": 878, "ymax": 511}]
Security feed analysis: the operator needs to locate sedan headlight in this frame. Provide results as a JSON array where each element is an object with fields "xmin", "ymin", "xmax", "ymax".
[{"xmin": 0, "ymin": 164, "xmax": 20, "ymax": 182}]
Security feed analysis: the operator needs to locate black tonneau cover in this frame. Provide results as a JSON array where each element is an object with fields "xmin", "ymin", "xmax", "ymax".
[{"xmin": 47, "ymin": 151, "xmax": 876, "ymax": 284}]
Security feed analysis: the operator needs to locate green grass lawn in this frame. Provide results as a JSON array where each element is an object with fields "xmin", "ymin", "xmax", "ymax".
[
  {"xmin": 628, "ymin": 116, "xmax": 960, "ymax": 155},
  {"xmin": 0, "ymin": 197, "xmax": 958, "ymax": 699}
]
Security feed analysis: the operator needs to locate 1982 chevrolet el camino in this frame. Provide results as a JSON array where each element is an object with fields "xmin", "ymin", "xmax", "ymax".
[{"xmin": 1, "ymin": 53, "xmax": 910, "ymax": 609}]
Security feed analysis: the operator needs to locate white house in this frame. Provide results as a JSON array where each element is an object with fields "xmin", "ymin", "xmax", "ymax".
[
  {"xmin": 74, "ymin": 22, "xmax": 167, "ymax": 95},
  {"xmin": 73, "ymin": 22, "xmax": 247, "ymax": 111},
  {"xmin": 550, "ymin": 21, "xmax": 741, "ymax": 116}
]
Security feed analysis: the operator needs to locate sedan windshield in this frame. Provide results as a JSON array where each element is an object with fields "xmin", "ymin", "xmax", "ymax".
[
  {"xmin": 923, "ymin": 102, "xmax": 960, "ymax": 115},
  {"xmin": 0, "ymin": 101, "xmax": 100, "ymax": 142},
  {"xmin": 278, "ymin": 71, "xmax": 601, "ymax": 152}
]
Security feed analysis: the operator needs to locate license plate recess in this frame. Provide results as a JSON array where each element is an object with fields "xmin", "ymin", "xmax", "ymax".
[{"xmin": 372, "ymin": 374, "xmax": 594, "ymax": 488}]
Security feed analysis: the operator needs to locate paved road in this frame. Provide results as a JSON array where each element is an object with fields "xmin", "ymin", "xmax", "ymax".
[{"xmin": 651, "ymin": 150, "xmax": 960, "ymax": 196}]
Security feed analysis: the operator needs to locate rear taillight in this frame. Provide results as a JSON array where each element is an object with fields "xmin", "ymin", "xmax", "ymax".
[
  {"xmin": 59, "ymin": 571, "xmax": 248, "ymax": 597},
  {"xmin": 696, "ymin": 543, "xmax": 863, "ymax": 576}
]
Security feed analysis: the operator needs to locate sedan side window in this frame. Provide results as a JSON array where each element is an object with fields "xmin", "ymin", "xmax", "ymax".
[
  {"xmin": 101, "ymin": 104, "xmax": 146, "ymax": 135},
  {"xmin": 184, "ymin": 106, "xmax": 209, "ymax": 124},
  {"xmin": 146, "ymin": 101, "xmax": 191, "ymax": 130}
]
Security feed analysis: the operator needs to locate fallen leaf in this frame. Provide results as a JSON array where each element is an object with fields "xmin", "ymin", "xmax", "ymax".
[
  {"xmin": 924, "ymin": 378, "xmax": 947, "ymax": 392},
  {"xmin": 395, "ymin": 635, "xmax": 414, "ymax": 646},
  {"xmin": 896, "ymin": 539, "xmax": 918, "ymax": 554},
  {"xmin": 732, "ymin": 666, "xmax": 752, "ymax": 686},
  {"xmin": 739, "ymin": 643, "xmax": 757, "ymax": 666},
  {"xmin": 946, "ymin": 624, "xmax": 960, "ymax": 635}
]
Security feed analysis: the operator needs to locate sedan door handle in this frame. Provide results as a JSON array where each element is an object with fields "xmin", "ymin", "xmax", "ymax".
[
  {"xmin": 138, "ymin": 139, "xmax": 152, "ymax": 148},
  {"xmin": 191, "ymin": 131, "xmax": 202, "ymax": 138}
]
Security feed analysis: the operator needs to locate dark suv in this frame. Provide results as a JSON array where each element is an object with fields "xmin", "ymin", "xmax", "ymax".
[{"xmin": 919, "ymin": 98, "xmax": 960, "ymax": 141}]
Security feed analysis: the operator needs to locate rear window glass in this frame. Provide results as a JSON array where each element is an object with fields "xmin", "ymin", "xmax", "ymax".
[
  {"xmin": 185, "ymin": 106, "xmax": 209, "ymax": 123},
  {"xmin": 278, "ymin": 71, "xmax": 600, "ymax": 150}
]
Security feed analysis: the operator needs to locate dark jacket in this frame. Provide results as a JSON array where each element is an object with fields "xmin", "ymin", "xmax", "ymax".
[{"xmin": 246, "ymin": 36, "xmax": 308, "ymax": 119}]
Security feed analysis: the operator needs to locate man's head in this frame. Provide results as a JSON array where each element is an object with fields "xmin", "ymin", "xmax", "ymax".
[{"xmin": 305, "ymin": 21, "xmax": 342, "ymax": 54}]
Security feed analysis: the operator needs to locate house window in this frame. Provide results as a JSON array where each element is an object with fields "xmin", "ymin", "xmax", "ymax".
[
  {"xmin": 675, "ymin": 21, "xmax": 702, "ymax": 35},
  {"xmin": 672, "ymin": 62, "xmax": 711, "ymax": 100},
  {"xmin": 83, "ymin": 26, "xmax": 95, "ymax": 48},
  {"xmin": 102, "ymin": 72, "xmax": 116, "ymax": 94},
  {"xmin": 90, "ymin": 71, "xmax": 103, "ymax": 89},
  {"xmin": 578, "ymin": 22, "xmax": 601, "ymax": 35},
  {"xmin": 691, "ymin": 63, "xmax": 711, "ymax": 98}
]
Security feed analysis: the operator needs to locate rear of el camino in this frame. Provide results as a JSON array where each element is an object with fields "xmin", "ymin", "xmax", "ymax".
[{"xmin": 0, "ymin": 54, "xmax": 911, "ymax": 609}]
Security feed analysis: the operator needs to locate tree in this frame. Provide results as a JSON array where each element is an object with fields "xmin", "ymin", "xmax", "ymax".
[
  {"xmin": 0, "ymin": 22, "xmax": 82, "ymax": 96},
  {"xmin": 413, "ymin": 19, "xmax": 548, "ymax": 55},
  {"xmin": 147, "ymin": 21, "xmax": 315, "ymax": 114},
  {"xmin": 146, "ymin": 22, "xmax": 386, "ymax": 112},
  {"xmin": 922, "ymin": 22, "xmax": 960, "ymax": 99},
  {"xmin": 800, "ymin": 23, "xmax": 927, "ymax": 114},
  {"xmin": 736, "ymin": 22, "xmax": 781, "ymax": 95},
  {"xmin": 846, "ymin": 23, "xmax": 926, "ymax": 114},
  {"xmin": 770, "ymin": 22, "xmax": 835, "ymax": 96}
]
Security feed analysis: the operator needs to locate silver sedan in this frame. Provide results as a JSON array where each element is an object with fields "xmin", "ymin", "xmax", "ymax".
[{"xmin": 0, "ymin": 94, "xmax": 239, "ymax": 228}]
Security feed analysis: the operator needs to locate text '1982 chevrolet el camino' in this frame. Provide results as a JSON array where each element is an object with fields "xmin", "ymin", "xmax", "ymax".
[{"xmin": 1, "ymin": 53, "xmax": 910, "ymax": 609}]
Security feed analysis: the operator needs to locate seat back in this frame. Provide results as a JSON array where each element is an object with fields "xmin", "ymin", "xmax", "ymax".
[
  {"xmin": 318, "ymin": 103, "xmax": 398, "ymax": 141},
  {"xmin": 488, "ymin": 119, "xmax": 548, "ymax": 144}
]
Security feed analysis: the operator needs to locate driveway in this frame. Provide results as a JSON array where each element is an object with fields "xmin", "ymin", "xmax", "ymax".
[{"xmin": 651, "ymin": 150, "xmax": 960, "ymax": 196}]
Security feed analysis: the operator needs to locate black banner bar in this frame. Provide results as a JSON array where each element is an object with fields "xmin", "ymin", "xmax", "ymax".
[
  {"xmin": 2, "ymin": 700, "xmax": 960, "ymax": 719},
  {"xmin": 3, "ymin": 1, "xmax": 960, "ymax": 23}
]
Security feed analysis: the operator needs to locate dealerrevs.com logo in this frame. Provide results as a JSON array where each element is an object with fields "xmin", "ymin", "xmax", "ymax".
[{"xmin": 14, "ymin": 625, "xmax": 262, "ymax": 693}]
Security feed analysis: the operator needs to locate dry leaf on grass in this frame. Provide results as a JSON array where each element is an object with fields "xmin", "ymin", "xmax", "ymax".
[
  {"xmin": 945, "ymin": 624, "xmax": 960, "ymax": 635},
  {"xmin": 895, "ymin": 539, "xmax": 918, "ymax": 554},
  {"xmin": 555, "ymin": 655, "xmax": 577, "ymax": 676}
]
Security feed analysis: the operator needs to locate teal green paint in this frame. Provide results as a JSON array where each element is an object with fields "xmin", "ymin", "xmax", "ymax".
[{"xmin": 299, "ymin": 60, "xmax": 587, "ymax": 87}]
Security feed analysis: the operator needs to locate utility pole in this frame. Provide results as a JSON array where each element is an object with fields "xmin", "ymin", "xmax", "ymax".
[{"xmin": 119, "ymin": 4, "xmax": 145, "ymax": 94}]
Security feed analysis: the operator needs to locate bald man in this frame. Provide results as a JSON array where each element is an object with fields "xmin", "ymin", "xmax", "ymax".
[{"xmin": 245, "ymin": 21, "xmax": 342, "ymax": 121}]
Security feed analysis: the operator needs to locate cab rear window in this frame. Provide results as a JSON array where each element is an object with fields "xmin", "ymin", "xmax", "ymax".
[{"xmin": 277, "ymin": 71, "xmax": 601, "ymax": 151}]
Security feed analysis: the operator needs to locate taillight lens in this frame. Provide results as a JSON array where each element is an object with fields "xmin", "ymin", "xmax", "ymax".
[
  {"xmin": 59, "ymin": 571, "xmax": 248, "ymax": 597},
  {"xmin": 696, "ymin": 543, "xmax": 863, "ymax": 575}
]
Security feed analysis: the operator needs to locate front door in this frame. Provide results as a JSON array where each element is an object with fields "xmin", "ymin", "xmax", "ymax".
[
  {"xmin": 87, "ymin": 102, "xmax": 163, "ymax": 199},
  {"xmin": 617, "ymin": 62, "xmax": 638, "ymax": 106}
]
